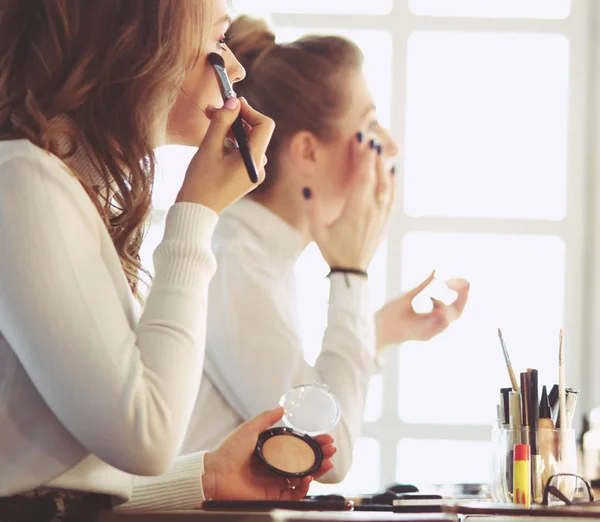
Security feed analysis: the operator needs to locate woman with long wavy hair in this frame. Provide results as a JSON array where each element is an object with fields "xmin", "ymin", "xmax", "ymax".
[{"xmin": 0, "ymin": 1, "xmax": 334, "ymax": 520}]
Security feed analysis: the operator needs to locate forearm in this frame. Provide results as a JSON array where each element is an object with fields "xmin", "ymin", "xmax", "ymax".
[
  {"xmin": 119, "ymin": 452, "xmax": 209, "ymax": 511},
  {"xmin": 312, "ymin": 274, "xmax": 377, "ymax": 481}
]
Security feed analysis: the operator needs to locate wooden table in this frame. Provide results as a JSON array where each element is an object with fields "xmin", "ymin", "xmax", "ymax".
[{"xmin": 97, "ymin": 509, "xmax": 459, "ymax": 522}]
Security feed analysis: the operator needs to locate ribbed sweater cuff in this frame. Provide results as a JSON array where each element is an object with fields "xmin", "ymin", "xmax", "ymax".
[
  {"xmin": 119, "ymin": 451, "xmax": 207, "ymax": 511},
  {"xmin": 153, "ymin": 203, "xmax": 218, "ymax": 287}
]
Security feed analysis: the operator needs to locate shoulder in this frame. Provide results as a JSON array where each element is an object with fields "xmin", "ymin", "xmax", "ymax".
[
  {"xmin": 213, "ymin": 206, "xmax": 268, "ymax": 265},
  {"xmin": 0, "ymin": 139, "xmax": 100, "ymax": 233},
  {"xmin": 0, "ymin": 139, "xmax": 80, "ymax": 190}
]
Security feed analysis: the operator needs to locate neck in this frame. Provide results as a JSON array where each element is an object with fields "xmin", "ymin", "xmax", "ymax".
[{"xmin": 250, "ymin": 178, "xmax": 312, "ymax": 248}]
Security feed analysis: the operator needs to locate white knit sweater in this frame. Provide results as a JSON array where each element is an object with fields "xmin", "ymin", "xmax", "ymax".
[{"xmin": 0, "ymin": 139, "xmax": 217, "ymax": 510}]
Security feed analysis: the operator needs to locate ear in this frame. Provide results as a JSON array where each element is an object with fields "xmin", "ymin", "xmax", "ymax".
[{"xmin": 286, "ymin": 130, "xmax": 322, "ymax": 177}]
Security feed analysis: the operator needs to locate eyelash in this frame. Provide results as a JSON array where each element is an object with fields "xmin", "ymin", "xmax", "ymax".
[{"xmin": 218, "ymin": 34, "xmax": 234, "ymax": 50}]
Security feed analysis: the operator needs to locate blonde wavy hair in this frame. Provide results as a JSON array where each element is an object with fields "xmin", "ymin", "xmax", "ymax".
[{"xmin": 0, "ymin": 0, "xmax": 210, "ymax": 299}]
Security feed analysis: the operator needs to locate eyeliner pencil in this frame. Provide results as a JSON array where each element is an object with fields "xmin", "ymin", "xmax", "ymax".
[
  {"xmin": 501, "ymin": 388, "xmax": 512, "ymax": 426},
  {"xmin": 529, "ymin": 369, "xmax": 542, "ymax": 502},
  {"xmin": 520, "ymin": 372, "xmax": 530, "ymax": 429},
  {"xmin": 529, "ymin": 369, "xmax": 539, "ymax": 454}
]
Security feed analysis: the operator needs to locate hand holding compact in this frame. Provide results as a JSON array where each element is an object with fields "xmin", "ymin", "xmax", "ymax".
[{"xmin": 202, "ymin": 407, "xmax": 335, "ymax": 501}]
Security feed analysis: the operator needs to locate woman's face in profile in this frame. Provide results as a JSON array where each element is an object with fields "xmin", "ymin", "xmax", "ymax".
[
  {"xmin": 167, "ymin": 0, "xmax": 245, "ymax": 147},
  {"xmin": 311, "ymin": 69, "xmax": 399, "ymax": 224}
]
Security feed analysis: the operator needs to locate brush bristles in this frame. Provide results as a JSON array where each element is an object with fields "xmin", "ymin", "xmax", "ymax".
[{"xmin": 208, "ymin": 52, "xmax": 225, "ymax": 67}]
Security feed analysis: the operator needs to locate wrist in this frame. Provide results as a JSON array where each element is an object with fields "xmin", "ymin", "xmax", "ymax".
[
  {"xmin": 327, "ymin": 266, "xmax": 368, "ymax": 278},
  {"xmin": 374, "ymin": 310, "xmax": 388, "ymax": 350},
  {"xmin": 375, "ymin": 308, "xmax": 407, "ymax": 349},
  {"xmin": 175, "ymin": 187, "xmax": 223, "ymax": 215},
  {"xmin": 202, "ymin": 451, "xmax": 218, "ymax": 501}
]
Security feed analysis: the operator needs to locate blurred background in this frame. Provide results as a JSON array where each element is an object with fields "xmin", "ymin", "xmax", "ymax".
[{"xmin": 141, "ymin": 0, "xmax": 600, "ymax": 495}]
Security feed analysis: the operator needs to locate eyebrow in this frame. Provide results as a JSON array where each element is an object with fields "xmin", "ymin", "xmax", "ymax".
[
  {"xmin": 213, "ymin": 14, "xmax": 233, "ymax": 27},
  {"xmin": 362, "ymin": 104, "xmax": 377, "ymax": 119}
]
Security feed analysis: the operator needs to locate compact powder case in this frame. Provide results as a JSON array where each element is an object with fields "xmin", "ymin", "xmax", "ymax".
[{"xmin": 255, "ymin": 383, "xmax": 341, "ymax": 478}]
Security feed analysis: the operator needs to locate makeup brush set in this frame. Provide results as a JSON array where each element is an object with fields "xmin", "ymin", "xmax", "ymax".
[{"xmin": 493, "ymin": 328, "xmax": 580, "ymax": 506}]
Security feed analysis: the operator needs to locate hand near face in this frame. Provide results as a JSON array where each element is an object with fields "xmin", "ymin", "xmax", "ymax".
[
  {"xmin": 202, "ymin": 407, "xmax": 336, "ymax": 501},
  {"xmin": 375, "ymin": 271, "xmax": 470, "ymax": 350},
  {"xmin": 176, "ymin": 98, "xmax": 274, "ymax": 214},
  {"xmin": 305, "ymin": 134, "xmax": 395, "ymax": 272}
]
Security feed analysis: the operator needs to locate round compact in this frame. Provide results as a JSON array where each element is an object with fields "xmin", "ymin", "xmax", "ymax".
[{"xmin": 255, "ymin": 383, "xmax": 341, "ymax": 478}]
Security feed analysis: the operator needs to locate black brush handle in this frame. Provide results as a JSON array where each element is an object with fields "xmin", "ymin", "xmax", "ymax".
[{"xmin": 231, "ymin": 115, "xmax": 258, "ymax": 183}]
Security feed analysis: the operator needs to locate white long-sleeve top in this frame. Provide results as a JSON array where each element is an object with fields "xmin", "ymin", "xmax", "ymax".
[
  {"xmin": 0, "ymin": 139, "xmax": 217, "ymax": 510},
  {"xmin": 181, "ymin": 198, "xmax": 378, "ymax": 482}
]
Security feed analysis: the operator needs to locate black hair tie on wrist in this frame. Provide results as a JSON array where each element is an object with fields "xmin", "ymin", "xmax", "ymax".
[{"xmin": 326, "ymin": 267, "xmax": 368, "ymax": 288}]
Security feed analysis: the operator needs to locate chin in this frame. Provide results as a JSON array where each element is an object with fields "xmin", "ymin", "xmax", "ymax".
[{"xmin": 166, "ymin": 103, "xmax": 210, "ymax": 147}]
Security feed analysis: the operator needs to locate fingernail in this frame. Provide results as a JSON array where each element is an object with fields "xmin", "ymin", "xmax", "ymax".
[
  {"xmin": 369, "ymin": 139, "xmax": 376, "ymax": 149},
  {"xmin": 224, "ymin": 97, "xmax": 239, "ymax": 110},
  {"xmin": 356, "ymin": 131, "xmax": 363, "ymax": 144},
  {"xmin": 391, "ymin": 165, "xmax": 396, "ymax": 176},
  {"xmin": 302, "ymin": 187, "xmax": 312, "ymax": 200},
  {"xmin": 224, "ymin": 137, "xmax": 238, "ymax": 149},
  {"xmin": 376, "ymin": 144, "xmax": 383, "ymax": 156}
]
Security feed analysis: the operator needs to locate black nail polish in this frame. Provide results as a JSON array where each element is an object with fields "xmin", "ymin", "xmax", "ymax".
[
  {"xmin": 302, "ymin": 187, "xmax": 312, "ymax": 200},
  {"xmin": 369, "ymin": 139, "xmax": 376, "ymax": 149},
  {"xmin": 391, "ymin": 166, "xmax": 396, "ymax": 176},
  {"xmin": 356, "ymin": 131, "xmax": 363, "ymax": 144},
  {"xmin": 376, "ymin": 144, "xmax": 383, "ymax": 156}
]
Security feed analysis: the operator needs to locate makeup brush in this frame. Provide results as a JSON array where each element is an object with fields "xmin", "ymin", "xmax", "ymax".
[
  {"xmin": 207, "ymin": 52, "xmax": 259, "ymax": 183},
  {"xmin": 497, "ymin": 328, "xmax": 520, "ymax": 392},
  {"xmin": 559, "ymin": 329, "xmax": 567, "ymax": 431}
]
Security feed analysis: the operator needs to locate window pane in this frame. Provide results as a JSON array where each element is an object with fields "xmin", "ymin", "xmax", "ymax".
[
  {"xmin": 233, "ymin": 0, "xmax": 392, "ymax": 16},
  {"xmin": 155, "ymin": 145, "xmax": 195, "ymax": 208},
  {"xmin": 404, "ymin": 33, "xmax": 569, "ymax": 220},
  {"xmin": 310, "ymin": 438, "xmax": 381, "ymax": 495},
  {"xmin": 398, "ymin": 439, "xmax": 492, "ymax": 487},
  {"xmin": 295, "ymin": 243, "xmax": 329, "ymax": 366},
  {"xmin": 140, "ymin": 145, "xmax": 196, "ymax": 276},
  {"xmin": 398, "ymin": 233, "xmax": 565, "ymax": 425},
  {"xmin": 410, "ymin": 0, "xmax": 570, "ymax": 19},
  {"xmin": 273, "ymin": 28, "xmax": 393, "ymax": 129},
  {"xmin": 364, "ymin": 374, "xmax": 383, "ymax": 422}
]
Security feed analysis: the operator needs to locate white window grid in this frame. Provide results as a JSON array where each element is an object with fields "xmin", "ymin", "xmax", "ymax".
[
  {"xmin": 141, "ymin": 0, "xmax": 597, "ymax": 494},
  {"xmin": 226, "ymin": 0, "xmax": 593, "ymax": 492}
]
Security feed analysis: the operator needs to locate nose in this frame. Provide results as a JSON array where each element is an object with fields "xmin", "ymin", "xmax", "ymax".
[
  {"xmin": 376, "ymin": 124, "xmax": 399, "ymax": 158},
  {"xmin": 226, "ymin": 51, "xmax": 246, "ymax": 84}
]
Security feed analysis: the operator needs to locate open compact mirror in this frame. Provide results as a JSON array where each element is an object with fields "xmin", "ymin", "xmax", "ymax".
[{"xmin": 255, "ymin": 383, "xmax": 341, "ymax": 478}]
